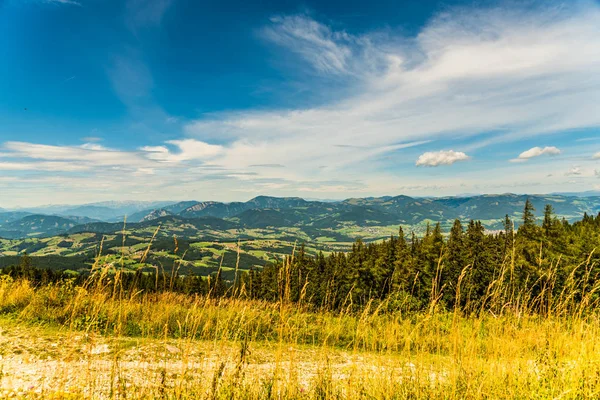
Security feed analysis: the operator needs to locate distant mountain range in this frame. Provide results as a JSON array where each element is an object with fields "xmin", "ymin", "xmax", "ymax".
[
  {"xmin": 127, "ymin": 194, "xmax": 600, "ymax": 225},
  {"xmin": 551, "ymin": 191, "xmax": 600, "ymax": 198},
  {"xmin": 0, "ymin": 214, "xmax": 97, "ymax": 239},
  {"xmin": 1, "ymin": 194, "xmax": 599, "ymax": 240},
  {"xmin": 14, "ymin": 201, "xmax": 174, "ymax": 222}
]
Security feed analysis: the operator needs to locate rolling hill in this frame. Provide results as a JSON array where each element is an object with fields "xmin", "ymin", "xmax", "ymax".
[
  {"xmin": 1, "ymin": 193, "xmax": 599, "ymax": 278},
  {"xmin": 1, "ymin": 194, "xmax": 600, "ymax": 240},
  {"xmin": 0, "ymin": 215, "xmax": 97, "ymax": 239}
]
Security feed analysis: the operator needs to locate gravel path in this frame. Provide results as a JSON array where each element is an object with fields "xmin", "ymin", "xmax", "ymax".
[{"xmin": 0, "ymin": 319, "xmax": 411, "ymax": 398}]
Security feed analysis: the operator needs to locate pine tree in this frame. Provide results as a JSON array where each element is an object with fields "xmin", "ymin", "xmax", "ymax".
[
  {"xmin": 464, "ymin": 220, "xmax": 494, "ymax": 304},
  {"xmin": 503, "ymin": 214, "xmax": 514, "ymax": 261},
  {"xmin": 520, "ymin": 198, "xmax": 538, "ymax": 240},
  {"xmin": 504, "ymin": 214, "xmax": 514, "ymax": 236},
  {"xmin": 543, "ymin": 204, "xmax": 555, "ymax": 237},
  {"xmin": 19, "ymin": 252, "xmax": 32, "ymax": 269},
  {"xmin": 523, "ymin": 198, "xmax": 536, "ymax": 227},
  {"xmin": 392, "ymin": 226, "xmax": 411, "ymax": 292},
  {"xmin": 15, "ymin": 252, "xmax": 34, "ymax": 279},
  {"xmin": 446, "ymin": 219, "xmax": 466, "ymax": 306}
]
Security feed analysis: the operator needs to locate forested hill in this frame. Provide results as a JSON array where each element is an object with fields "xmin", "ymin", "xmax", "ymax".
[
  {"xmin": 244, "ymin": 201, "xmax": 600, "ymax": 311},
  {"xmin": 5, "ymin": 200, "xmax": 600, "ymax": 313}
]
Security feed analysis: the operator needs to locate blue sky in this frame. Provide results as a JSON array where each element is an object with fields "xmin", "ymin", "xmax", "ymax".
[{"xmin": 1, "ymin": 0, "xmax": 600, "ymax": 207}]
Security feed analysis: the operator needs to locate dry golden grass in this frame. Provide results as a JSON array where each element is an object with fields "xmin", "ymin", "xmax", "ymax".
[{"xmin": 1, "ymin": 269, "xmax": 600, "ymax": 399}]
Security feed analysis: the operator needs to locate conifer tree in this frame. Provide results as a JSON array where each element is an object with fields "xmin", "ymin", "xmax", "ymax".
[
  {"xmin": 543, "ymin": 204, "xmax": 556, "ymax": 238},
  {"xmin": 392, "ymin": 226, "xmax": 411, "ymax": 292},
  {"xmin": 503, "ymin": 215, "xmax": 514, "ymax": 251},
  {"xmin": 446, "ymin": 219, "xmax": 466, "ymax": 306},
  {"xmin": 523, "ymin": 198, "xmax": 536, "ymax": 227}
]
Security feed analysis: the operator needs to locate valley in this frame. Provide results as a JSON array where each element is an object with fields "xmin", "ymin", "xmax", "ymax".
[{"xmin": 1, "ymin": 193, "xmax": 599, "ymax": 277}]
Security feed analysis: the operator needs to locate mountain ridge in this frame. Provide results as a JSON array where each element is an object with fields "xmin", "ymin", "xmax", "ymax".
[{"xmin": 1, "ymin": 194, "xmax": 599, "ymax": 240}]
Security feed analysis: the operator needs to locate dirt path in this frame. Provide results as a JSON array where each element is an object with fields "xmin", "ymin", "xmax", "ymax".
[{"xmin": 0, "ymin": 318, "xmax": 411, "ymax": 398}]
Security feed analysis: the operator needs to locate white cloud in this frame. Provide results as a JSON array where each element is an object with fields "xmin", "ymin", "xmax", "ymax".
[
  {"xmin": 141, "ymin": 139, "xmax": 223, "ymax": 163},
  {"xmin": 140, "ymin": 145, "xmax": 169, "ymax": 154},
  {"xmin": 566, "ymin": 166, "xmax": 582, "ymax": 176},
  {"xmin": 595, "ymin": 169, "xmax": 600, "ymax": 178},
  {"xmin": 80, "ymin": 143, "xmax": 108, "ymax": 151},
  {"xmin": 184, "ymin": 4, "xmax": 600, "ymax": 183},
  {"xmin": 0, "ymin": 138, "xmax": 230, "ymax": 196},
  {"xmin": 3, "ymin": 142, "xmax": 147, "ymax": 168},
  {"xmin": 0, "ymin": 161, "xmax": 90, "ymax": 172},
  {"xmin": 415, "ymin": 150, "xmax": 470, "ymax": 167},
  {"xmin": 263, "ymin": 15, "xmax": 354, "ymax": 75},
  {"xmin": 167, "ymin": 139, "xmax": 223, "ymax": 160},
  {"xmin": 2, "ymin": 140, "xmax": 225, "ymax": 171},
  {"xmin": 510, "ymin": 146, "xmax": 562, "ymax": 162},
  {"xmin": 594, "ymin": 152, "xmax": 600, "ymax": 159}
]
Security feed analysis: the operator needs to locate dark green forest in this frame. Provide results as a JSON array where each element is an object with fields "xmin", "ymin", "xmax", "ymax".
[{"xmin": 4, "ymin": 200, "xmax": 600, "ymax": 313}]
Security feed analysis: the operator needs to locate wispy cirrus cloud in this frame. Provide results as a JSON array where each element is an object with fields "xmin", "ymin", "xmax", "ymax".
[
  {"xmin": 81, "ymin": 136, "xmax": 103, "ymax": 143},
  {"xmin": 262, "ymin": 15, "xmax": 354, "ymax": 76},
  {"xmin": 106, "ymin": 48, "xmax": 179, "ymax": 136},
  {"xmin": 108, "ymin": 52, "xmax": 154, "ymax": 107},
  {"xmin": 126, "ymin": 0, "xmax": 174, "ymax": 31}
]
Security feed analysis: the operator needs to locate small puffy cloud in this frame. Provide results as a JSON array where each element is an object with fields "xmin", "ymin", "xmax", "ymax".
[
  {"xmin": 511, "ymin": 146, "xmax": 561, "ymax": 162},
  {"xmin": 415, "ymin": 150, "xmax": 470, "ymax": 167},
  {"xmin": 594, "ymin": 152, "xmax": 600, "ymax": 159},
  {"xmin": 566, "ymin": 166, "xmax": 582, "ymax": 176}
]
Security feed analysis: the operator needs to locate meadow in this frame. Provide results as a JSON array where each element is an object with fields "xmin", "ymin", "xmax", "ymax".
[{"xmin": 1, "ymin": 259, "xmax": 600, "ymax": 399}]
